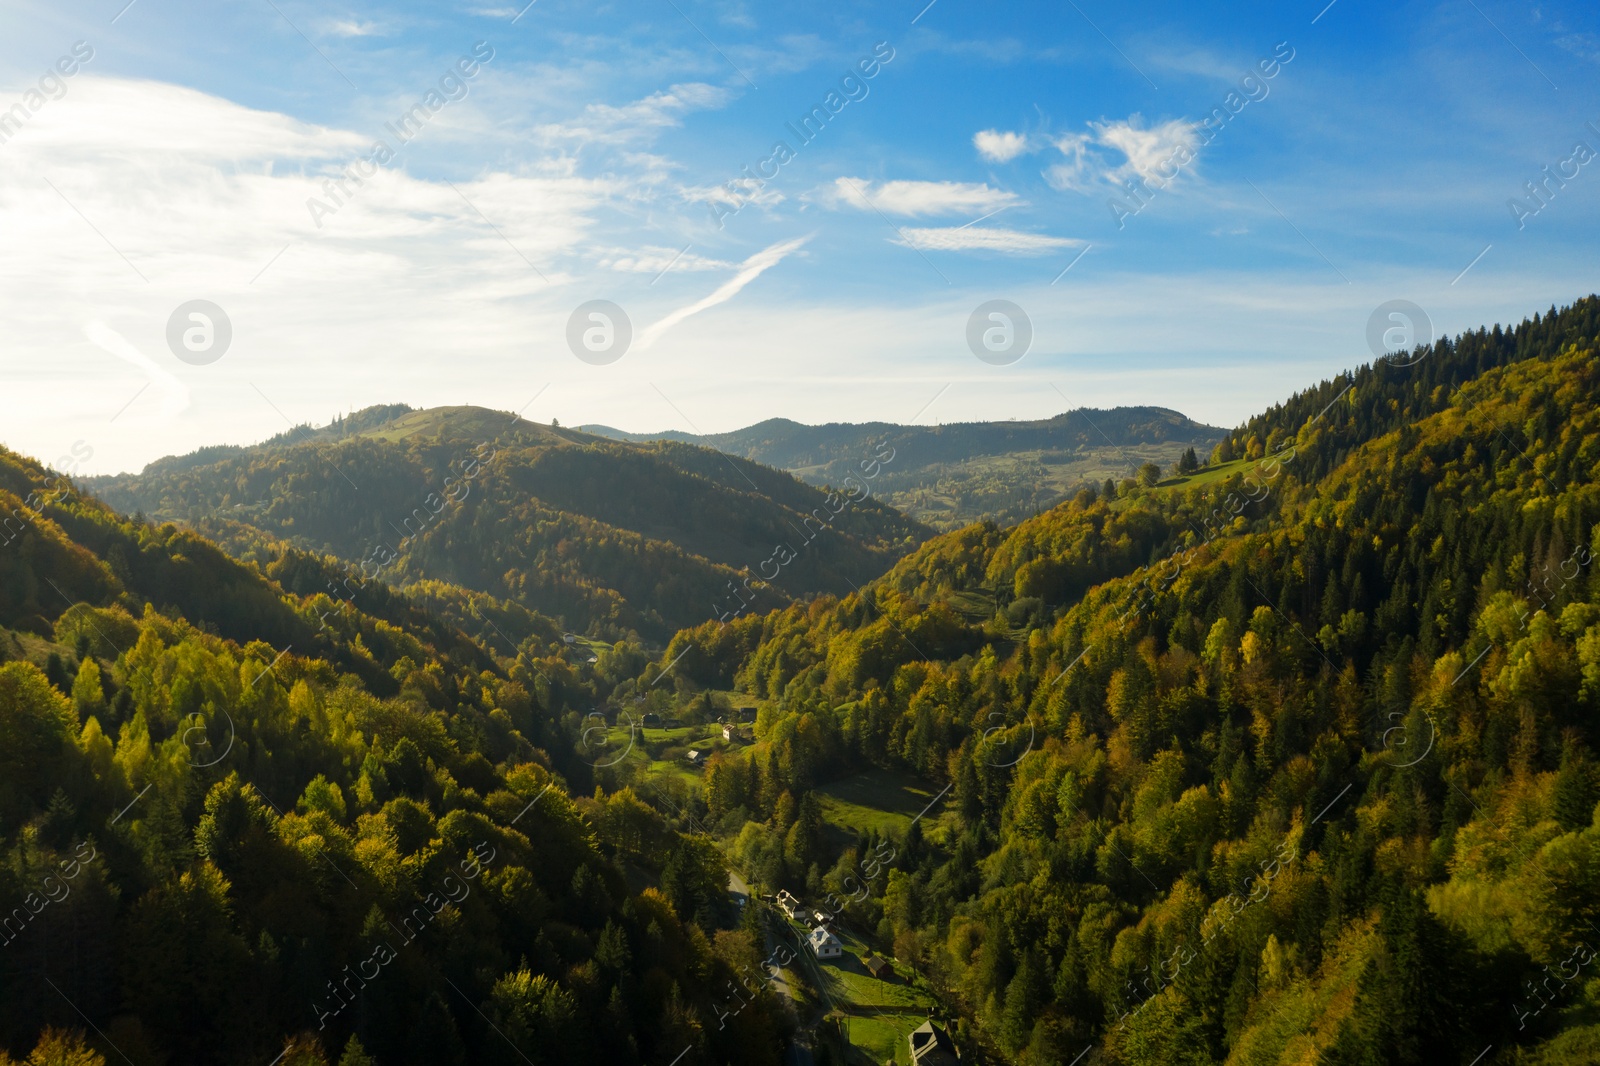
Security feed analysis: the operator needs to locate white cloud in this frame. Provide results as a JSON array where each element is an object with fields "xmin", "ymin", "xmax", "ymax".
[
  {"xmin": 84, "ymin": 320, "xmax": 189, "ymax": 419},
  {"xmin": 536, "ymin": 83, "xmax": 733, "ymax": 145},
  {"xmin": 687, "ymin": 178, "xmax": 785, "ymax": 210},
  {"xmin": 0, "ymin": 74, "xmax": 633, "ymax": 470},
  {"xmin": 813, "ymin": 178, "xmax": 1021, "ymax": 217},
  {"xmin": 893, "ymin": 226, "xmax": 1081, "ymax": 255},
  {"xmin": 326, "ymin": 19, "xmax": 385, "ymax": 37},
  {"xmin": 974, "ymin": 129, "xmax": 1031, "ymax": 163},
  {"xmin": 1095, "ymin": 116, "xmax": 1200, "ymax": 182},
  {"xmin": 636, "ymin": 236, "xmax": 810, "ymax": 351},
  {"xmin": 1043, "ymin": 116, "xmax": 1201, "ymax": 193},
  {"xmin": 597, "ymin": 247, "xmax": 735, "ymax": 273},
  {"xmin": 1044, "ymin": 132, "xmax": 1097, "ymax": 191}
]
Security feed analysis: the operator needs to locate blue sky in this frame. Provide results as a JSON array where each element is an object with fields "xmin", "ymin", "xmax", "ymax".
[{"xmin": 1, "ymin": 0, "xmax": 1598, "ymax": 473}]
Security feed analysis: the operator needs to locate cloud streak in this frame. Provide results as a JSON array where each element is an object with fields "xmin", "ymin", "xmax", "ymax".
[
  {"xmin": 894, "ymin": 226, "xmax": 1080, "ymax": 255},
  {"xmin": 814, "ymin": 177, "xmax": 1020, "ymax": 216},
  {"xmin": 84, "ymin": 320, "xmax": 189, "ymax": 419},
  {"xmin": 636, "ymin": 236, "xmax": 811, "ymax": 352}
]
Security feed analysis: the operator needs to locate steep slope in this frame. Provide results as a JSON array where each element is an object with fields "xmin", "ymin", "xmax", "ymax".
[
  {"xmin": 583, "ymin": 407, "xmax": 1227, "ymax": 529},
  {"xmin": 86, "ymin": 406, "xmax": 928, "ymax": 642},
  {"xmin": 0, "ymin": 442, "xmax": 788, "ymax": 1065},
  {"xmin": 637, "ymin": 298, "xmax": 1600, "ymax": 1065}
]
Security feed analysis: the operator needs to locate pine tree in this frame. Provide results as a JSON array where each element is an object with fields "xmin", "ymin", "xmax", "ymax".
[{"xmin": 337, "ymin": 1036, "xmax": 375, "ymax": 1066}]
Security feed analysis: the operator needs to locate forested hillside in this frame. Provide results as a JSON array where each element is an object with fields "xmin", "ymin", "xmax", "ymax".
[
  {"xmin": 634, "ymin": 298, "xmax": 1600, "ymax": 1064},
  {"xmin": 86, "ymin": 406, "xmax": 926, "ymax": 642},
  {"xmin": 0, "ymin": 445, "xmax": 788, "ymax": 1065},
  {"xmin": 584, "ymin": 407, "xmax": 1226, "ymax": 530}
]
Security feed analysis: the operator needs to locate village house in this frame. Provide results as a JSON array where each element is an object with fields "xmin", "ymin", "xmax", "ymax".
[
  {"xmin": 907, "ymin": 1019, "xmax": 959, "ymax": 1065},
  {"xmin": 807, "ymin": 926, "xmax": 842, "ymax": 959}
]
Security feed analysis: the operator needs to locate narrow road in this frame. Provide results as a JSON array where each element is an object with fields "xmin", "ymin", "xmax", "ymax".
[
  {"xmin": 729, "ymin": 871, "xmax": 818, "ymax": 1065},
  {"xmin": 728, "ymin": 871, "xmax": 797, "ymax": 1006}
]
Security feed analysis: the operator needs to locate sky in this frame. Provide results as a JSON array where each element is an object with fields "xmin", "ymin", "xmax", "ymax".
[{"xmin": 1, "ymin": 0, "xmax": 1598, "ymax": 474}]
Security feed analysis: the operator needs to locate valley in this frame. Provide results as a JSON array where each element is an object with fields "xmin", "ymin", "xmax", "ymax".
[{"xmin": 2, "ymin": 299, "xmax": 1599, "ymax": 1065}]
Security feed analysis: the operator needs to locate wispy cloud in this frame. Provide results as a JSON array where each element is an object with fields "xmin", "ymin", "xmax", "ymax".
[
  {"xmin": 1044, "ymin": 116, "xmax": 1200, "ymax": 192},
  {"xmin": 893, "ymin": 226, "xmax": 1080, "ymax": 255},
  {"xmin": 974, "ymin": 129, "xmax": 1032, "ymax": 163},
  {"xmin": 598, "ymin": 247, "xmax": 734, "ymax": 273},
  {"xmin": 686, "ymin": 178, "xmax": 785, "ymax": 210},
  {"xmin": 84, "ymin": 321, "xmax": 189, "ymax": 419},
  {"xmin": 326, "ymin": 19, "xmax": 385, "ymax": 37},
  {"xmin": 1555, "ymin": 32, "xmax": 1600, "ymax": 64},
  {"xmin": 537, "ymin": 83, "xmax": 734, "ymax": 145},
  {"xmin": 814, "ymin": 178, "xmax": 1020, "ymax": 216},
  {"xmin": 636, "ymin": 236, "xmax": 810, "ymax": 351}
]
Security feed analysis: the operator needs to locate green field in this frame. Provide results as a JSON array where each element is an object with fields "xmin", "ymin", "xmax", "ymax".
[
  {"xmin": 943, "ymin": 588, "xmax": 1001, "ymax": 625},
  {"xmin": 798, "ymin": 925, "xmax": 943, "ymax": 1065},
  {"xmin": 842, "ymin": 1012, "xmax": 930, "ymax": 1065},
  {"xmin": 809, "ymin": 769, "xmax": 955, "ymax": 850},
  {"xmin": 1153, "ymin": 455, "xmax": 1253, "ymax": 492}
]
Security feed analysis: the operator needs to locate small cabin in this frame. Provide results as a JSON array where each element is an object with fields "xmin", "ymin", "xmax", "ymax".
[
  {"xmin": 863, "ymin": 954, "xmax": 892, "ymax": 979},
  {"xmin": 776, "ymin": 890, "xmax": 801, "ymax": 919},
  {"xmin": 686, "ymin": 750, "xmax": 704, "ymax": 765}
]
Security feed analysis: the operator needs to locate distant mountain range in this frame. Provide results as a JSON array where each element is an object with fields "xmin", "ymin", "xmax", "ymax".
[
  {"xmin": 85, "ymin": 406, "xmax": 926, "ymax": 641},
  {"xmin": 581, "ymin": 407, "xmax": 1227, "ymax": 529}
]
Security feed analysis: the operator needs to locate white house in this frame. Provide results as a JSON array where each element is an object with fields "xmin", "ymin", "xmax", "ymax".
[
  {"xmin": 776, "ymin": 890, "xmax": 801, "ymax": 919},
  {"xmin": 807, "ymin": 926, "xmax": 842, "ymax": 959}
]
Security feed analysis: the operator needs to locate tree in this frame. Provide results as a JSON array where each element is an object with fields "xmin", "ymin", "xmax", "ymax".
[
  {"xmin": 1136, "ymin": 462, "xmax": 1161, "ymax": 488},
  {"xmin": 0, "ymin": 662, "xmax": 78, "ymax": 827},
  {"xmin": 338, "ymin": 1036, "xmax": 376, "ymax": 1066},
  {"xmin": 13, "ymin": 1028, "xmax": 105, "ymax": 1066},
  {"xmin": 71, "ymin": 659, "xmax": 106, "ymax": 722},
  {"xmin": 1178, "ymin": 447, "xmax": 1199, "ymax": 474},
  {"xmin": 486, "ymin": 969, "xmax": 577, "ymax": 1064}
]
